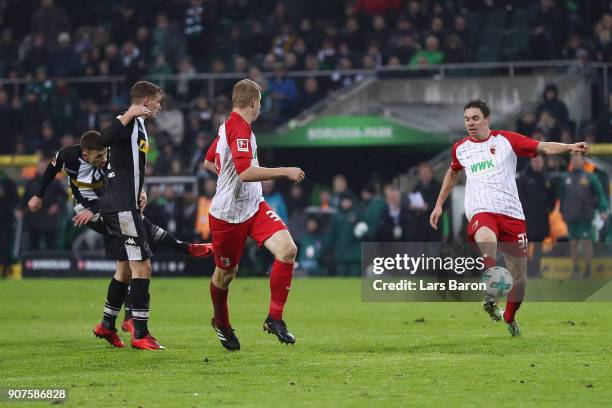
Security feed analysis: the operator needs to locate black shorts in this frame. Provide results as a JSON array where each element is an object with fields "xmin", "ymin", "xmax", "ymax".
[{"xmin": 101, "ymin": 210, "xmax": 153, "ymax": 261}]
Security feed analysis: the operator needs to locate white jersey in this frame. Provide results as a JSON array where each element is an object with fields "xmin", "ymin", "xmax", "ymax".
[
  {"xmin": 209, "ymin": 111, "xmax": 263, "ymax": 223},
  {"xmin": 451, "ymin": 130, "xmax": 539, "ymax": 221}
]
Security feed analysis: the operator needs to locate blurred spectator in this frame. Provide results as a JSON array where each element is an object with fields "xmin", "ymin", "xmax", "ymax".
[
  {"xmin": 152, "ymin": 13, "xmax": 185, "ymax": 65},
  {"xmin": 451, "ymin": 15, "xmax": 474, "ymax": 51},
  {"xmin": 330, "ymin": 174, "xmax": 350, "ymax": 208},
  {"xmin": 22, "ymin": 34, "xmax": 49, "ymax": 75},
  {"xmin": 21, "ymin": 156, "xmax": 67, "ymax": 250},
  {"xmin": 176, "ymin": 185, "xmax": 198, "ymax": 242},
  {"xmin": 183, "ymin": 0, "xmax": 213, "ymax": 59},
  {"xmin": 410, "ymin": 35, "xmax": 444, "ymax": 66},
  {"xmin": 262, "ymin": 180, "xmax": 288, "ymax": 223},
  {"xmin": 48, "ymin": 32, "xmax": 80, "ymax": 77},
  {"xmin": 529, "ymin": 0, "xmax": 564, "ymax": 60},
  {"xmin": 268, "ymin": 63, "xmax": 299, "ymax": 123},
  {"xmin": 0, "ymin": 170, "xmax": 18, "ymax": 276},
  {"xmin": 48, "ymin": 79, "xmax": 80, "ymax": 135},
  {"xmin": 143, "ymin": 185, "xmax": 170, "ymax": 232},
  {"xmin": 358, "ymin": 183, "xmax": 385, "ymax": 240},
  {"xmin": 154, "ymin": 142, "xmax": 175, "ymax": 176},
  {"xmin": 518, "ymin": 156, "xmax": 556, "ymax": 237},
  {"xmin": 560, "ymin": 153, "xmax": 609, "ymax": 277},
  {"xmin": 327, "ymin": 192, "xmax": 361, "ymax": 276},
  {"xmin": 377, "ymin": 185, "xmax": 412, "ymax": 241},
  {"xmin": 287, "ymin": 184, "xmax": 309, "ymax": 240},
  {"xmin": 536, "ymin": 84, "xmax": 570, "ymax": 127},
  {"xmin": 0, "ymin": 29, "xmax": 18, "ymax": 77},
  {"xmin": 39, "ymin": 121, "xmax": 59, "ymax": 154},
  {"xmin": 296, "ymin": 216, "xmax": 326, "ymax": 275},
  {"xmin": 517, "ymin": 156, "xmax": 556, "ymax": 275},
  {"xmin": 149, "ymin": 54, "xmax": 174, "ymax": 76},
  {"xmin": 20, "ymin": 92, "xmax": 46, "ymax": 153},
  {"xmin": 516, "ymin": 112, "xmax": 537, "ymax": 136},
  {"xmin": 31, "ymin": 0, "xmax": 71, "ymax": 48},
  {"xmin": 536, "ymin": 110, "xmax": 561, "ymax": 141},
  {"xmin": 444, "ymin": 34, "xmax": 467, "ymax": 63},
  {"xmin": 300, "ymin": 77, "xmax": 324, "ymax": 111},
  {"xmin": 156, "ymin": 96, "xmax": 185, "ymax": 147},
  {"xmin": 410, "ymin": 163, "xmax": 444, "ymax": 242},
  {"xmin": 112, "ymin": 4, "xmax": 139, "ymax": 46},
  {"xmin": 188, "ymin": 132, "xmax": 210, "ymax": 175},
  {"xmin": 79, "ymin": 99, "xmax": 101, "ymax": 133}
]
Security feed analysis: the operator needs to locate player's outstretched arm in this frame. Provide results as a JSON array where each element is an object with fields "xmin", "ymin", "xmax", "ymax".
[
  {"xmin": 536, "ymin": 141, "xmax": 589, "ymax": 155},
  {"xmin": 239, "ymin": 166, "xmax": 305, "ymax": 183},
  {"xmin": 430, "ymin": 167, "xmax": 461, "ymax": 230}
]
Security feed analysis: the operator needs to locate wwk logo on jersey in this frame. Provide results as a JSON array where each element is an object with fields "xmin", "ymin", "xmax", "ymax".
[
  {"xmin": 470, "ymin": 159, "xmax": 496, "ymax": 174},
  {"xmin": 237, "ymin": 139, "xmax": 249, "ymax": 152}
]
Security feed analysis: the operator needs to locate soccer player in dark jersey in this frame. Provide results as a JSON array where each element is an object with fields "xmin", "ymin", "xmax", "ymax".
[
  {"xmin": 28, "ymin": 130, "xmax": 213, "ymax": 347},
  {"xmin": 96, "ymin": 81, "xmax": 165, "ymax": 349}
]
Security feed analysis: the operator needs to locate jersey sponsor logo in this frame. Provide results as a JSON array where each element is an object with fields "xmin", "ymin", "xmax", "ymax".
[
  {"xmin": 125, "ymin": 237, "xmax": 137, "ymax": 246},
  {"xmin": 237, "ymin": 139, "xmax": 249, "ymax": 152},
  {"xmin": 469, "ymin": 159, "xmax": 495, "ymax": 174},
  {"xmin": 139, "ymin": 140, "xmax": 149, "ymax": 153}
]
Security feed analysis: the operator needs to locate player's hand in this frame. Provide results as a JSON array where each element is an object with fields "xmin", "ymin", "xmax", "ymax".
[
  {"xmin": 139, "ymin": 190, "xmax": 148, "ymax": 212},
  {"xmin": 27, "ymin": 196, "xmax": 43, "ymax": 212},
  {"xmin": 429, "ymin": 205, "xmax": 443, "ymax": 230},
  {"xmin": 569, "ymin": 142, "xmax": 590, "ymax": 153},
  {"xmin": 72, "ymin": 209, "xmax": 95, "ymax": 227},
  {"xmin": 125, "ymin": 104, "xmax": 152, "ymax": 120},
  {"xmin": 285, "ymin": 167, "xmax": 305, "ymax": 183}
]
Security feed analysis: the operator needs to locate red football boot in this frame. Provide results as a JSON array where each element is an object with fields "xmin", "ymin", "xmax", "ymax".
[
  {"xmin": 188, "ymin": 243, "xmax": 214, "ymax": 257},
  {"xmin": 131, "ymin": 334, "xmax": 165, "ymax": 350},
  {"xmin": 121, "ymin": 318, "xmax": 134, "ymax": 335},
  {"xmin": 93, "ymin": 323, "xmax": 125, "ymax": 348}
]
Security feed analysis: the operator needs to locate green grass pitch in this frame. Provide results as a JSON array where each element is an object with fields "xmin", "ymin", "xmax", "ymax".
[{"xmin": 1, "ymin": 278, "xmax": 611, "ymax": 407}]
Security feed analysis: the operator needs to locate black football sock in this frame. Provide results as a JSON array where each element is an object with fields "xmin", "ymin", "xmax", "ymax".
[
  {"xmin": 130, "ymin": 278, "xmax": 151, "ymax": 339},
  {"xmin": 123, "ymin": 287, "xmax": 132, "ymax": 320},
  {"xmin": 102, "ymin": 278, "xmax": 129, "ymax": 330}
]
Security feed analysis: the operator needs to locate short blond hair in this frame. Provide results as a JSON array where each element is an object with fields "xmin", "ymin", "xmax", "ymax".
[
  {"xmin": 232, "ymin": 79, "xmax": 261, "ymax": 108},
  {"xmin": 130, "ymin": 81, "xmax": 162, "ymax": 103}
]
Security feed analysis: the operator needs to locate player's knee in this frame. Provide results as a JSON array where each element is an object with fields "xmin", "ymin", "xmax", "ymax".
[
  {"xmin": 280, "ymin": 241, "xmax": 298, "ymax": 262},
  {"xmin": 475, "ymin": 227, "xmax": 497, "ymax": 243}
]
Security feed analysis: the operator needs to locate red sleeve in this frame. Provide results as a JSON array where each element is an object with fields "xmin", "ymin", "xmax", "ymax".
[
  {"xmin": 499, "ymin": 130, "xmax": 539, "ymax": 157},
  {"xmin": 227, "ymin": 122, "xmax": 253, "ymax": 175},
  {"xmin": 450, "ymin": 141, "xmax": 464, "ymax": 171},
  {"xmin": 205, "ymin": 137, "xmax": 218, "ymax": 162}
]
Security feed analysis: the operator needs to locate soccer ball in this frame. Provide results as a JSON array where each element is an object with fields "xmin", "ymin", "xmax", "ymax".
[{"xmin": 481, "ymin": 266, "xmax": 513, "ymax": 297}]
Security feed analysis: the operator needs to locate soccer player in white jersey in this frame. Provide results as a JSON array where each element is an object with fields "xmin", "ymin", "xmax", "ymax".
[
  {"xmin": 430, "ymin": 100, "xmax": 589, "ymax": 336},
  {"xmin": 208, "ymin": 79, "xmax": 305, "ymax": 350}
]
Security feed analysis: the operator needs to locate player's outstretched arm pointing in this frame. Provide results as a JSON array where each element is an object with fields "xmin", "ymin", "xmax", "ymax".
[
  {"xmin": 536, "ymin": 141, "xmax": 589, "ymax": 155},
  {"xmin": 239, "ymin": 166, "xmax": 305, "ymax": 183}
]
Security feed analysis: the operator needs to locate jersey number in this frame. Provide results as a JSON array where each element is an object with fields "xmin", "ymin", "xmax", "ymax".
[{"xmin": 266, "ymin": 210, "xmax": 281, "ymax": 222}]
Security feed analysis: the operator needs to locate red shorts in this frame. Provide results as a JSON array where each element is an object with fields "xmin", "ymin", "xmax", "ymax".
[
  {"xmin": 209, "ymin": 201, "xmax": 287, "ymax": 270},
  {"xmin": 467, "ymin": 212, "xmax": 528, "ymax": 257}
]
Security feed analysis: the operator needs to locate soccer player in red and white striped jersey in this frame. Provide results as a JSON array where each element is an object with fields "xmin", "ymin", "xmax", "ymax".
[
  {"xmin": 207, "ymin": 79, "xmax": 305, "ymax": 350},
  {"xmin": 430, "ymin": 100, "xmax": 589, "ymax": 336}
]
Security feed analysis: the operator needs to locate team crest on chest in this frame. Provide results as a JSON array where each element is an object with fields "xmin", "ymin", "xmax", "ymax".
[{"xmin": 490, "ymin": 147, "xmax": 496, "ymax": 155}]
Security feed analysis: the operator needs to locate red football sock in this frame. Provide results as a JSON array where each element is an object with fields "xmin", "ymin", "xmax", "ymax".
[
  {"xmin": 504, "ymin": 284, "xmax": 525, "ymax": 323},
  {"xmin": 210, "ymin": 282, "xmax": 230, "ymax": 329},
  {"xmin": 269, "ymin": 259, "xmax": 294, "ymax": 320},
  {"xmin": 483, "ymin": 255, "xmax": 496, "ymax": 269}
]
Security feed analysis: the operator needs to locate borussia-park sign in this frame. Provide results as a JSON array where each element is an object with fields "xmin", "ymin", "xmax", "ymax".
[{"xmin": 258, "ymin": 116, "xmax": 451, "ymax": 148}]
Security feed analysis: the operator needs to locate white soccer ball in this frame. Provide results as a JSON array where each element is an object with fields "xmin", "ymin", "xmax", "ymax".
[{"xmin": 481, "ymin": 266, "xmax": 513, "ymax": 297}]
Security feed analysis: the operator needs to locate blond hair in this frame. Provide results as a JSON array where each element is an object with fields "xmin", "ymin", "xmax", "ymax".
[{"xmin": 232, "ymin": 79, "xmax": 261, "ymax": 108}]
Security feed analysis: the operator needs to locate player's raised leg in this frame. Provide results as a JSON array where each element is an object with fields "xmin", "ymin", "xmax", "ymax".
[
  {"xmin": 472, "ymin": 219, "xmax": 502, "ymax": 322},
  {"xmin": 93, "ymin": 261, "xmax": 131, "ymax": 347},
  {"xmin": 262, "ymin": 229, "xmax": 298, "ymax": 344},
  {"xmin": 143, "ymin": 218, "xmax": 213, "ymax": 257}
]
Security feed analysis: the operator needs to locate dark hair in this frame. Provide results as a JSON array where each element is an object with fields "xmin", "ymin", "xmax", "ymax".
[
  {"xmin": 80, "ymin": 130, "xmax": 104, "ymax": 151},
  {"xmin": 130, "ymin": 81, "xmax": 162, "ymax": 102},
  {"xmin": 464, "ymin": 99, "xmax": 490, "ymax": 118}
]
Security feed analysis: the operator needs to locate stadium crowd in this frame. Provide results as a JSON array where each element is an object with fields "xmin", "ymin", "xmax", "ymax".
[{"xmin": 0, "ymin": 0, "xmax": 611, "ymax": 276}]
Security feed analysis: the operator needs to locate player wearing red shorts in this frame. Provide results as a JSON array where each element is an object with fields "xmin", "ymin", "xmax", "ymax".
[
  {"xmin": 430, "ymin": 100, "xmax": 589, "ymax": 336},
  {"xmin": 207, "ymin": 79, "xmax": 305, "ymax": 350}
]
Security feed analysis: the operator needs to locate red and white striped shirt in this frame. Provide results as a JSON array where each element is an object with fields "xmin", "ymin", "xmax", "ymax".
[
  {"xmin": 451, "ymin": 130, "xmax": 539, "ymax": 221},
  {"xmin": 209, "ymin": 111, "xmax": 263, "ymax": 223}
]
